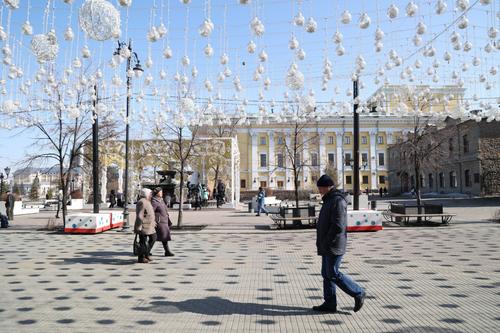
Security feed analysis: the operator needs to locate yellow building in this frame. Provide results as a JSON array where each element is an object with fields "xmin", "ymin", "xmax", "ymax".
[{"xmin": 229, "ymin": 85, "xmax": 465, "ymax": 193}]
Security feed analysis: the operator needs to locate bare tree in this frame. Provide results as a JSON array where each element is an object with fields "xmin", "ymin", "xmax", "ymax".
[{"xmin": 17, "ymin": 80, "xmax": 115, "ymax": 227}]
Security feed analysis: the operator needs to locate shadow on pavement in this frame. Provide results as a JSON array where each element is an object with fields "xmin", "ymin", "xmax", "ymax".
[
  {"xmin": 132, "ymin": 296, "xmax": 351, "ymax": 316},
  {"xmin": 58, "ymin": 251, "xmax": 135, "ymax": 265}
]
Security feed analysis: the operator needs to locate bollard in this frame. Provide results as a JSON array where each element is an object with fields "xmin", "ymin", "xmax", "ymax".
[{"xmin": 370, "ymin": 200, "xmax": 377, "ymax": 210}]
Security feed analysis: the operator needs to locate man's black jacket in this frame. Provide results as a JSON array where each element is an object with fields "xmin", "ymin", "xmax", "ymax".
[{"xmin": 316, "ymin": 189, "xmax": 348, "ymax": 256}]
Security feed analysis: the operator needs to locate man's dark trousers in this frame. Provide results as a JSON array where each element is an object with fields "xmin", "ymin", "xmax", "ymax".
[{"xmin": 322, "ymin": 254, "xmax": 364, "ymax": 308}]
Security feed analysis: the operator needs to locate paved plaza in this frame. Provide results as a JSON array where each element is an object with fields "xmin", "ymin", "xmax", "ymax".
[{"xmin": 1, "ymin": 209, "xmax": 500, "ymax": 332}]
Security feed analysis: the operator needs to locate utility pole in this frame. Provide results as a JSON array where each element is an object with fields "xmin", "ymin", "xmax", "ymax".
[
  {"xmin": 92, "ymin": 84, "xmax": 99, "ymax": 213},
  {"xmin": 353, "ymin": 80, "xmax": 360, "ymax": 210}
]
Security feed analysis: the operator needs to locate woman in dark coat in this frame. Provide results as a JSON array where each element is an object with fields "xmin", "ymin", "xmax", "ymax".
[{"xmin": 151, "ymin": 187, "xmax": 174, "ymax": 257}]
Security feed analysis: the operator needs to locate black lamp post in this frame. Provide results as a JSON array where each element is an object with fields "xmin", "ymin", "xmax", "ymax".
[
  {"xmin": 353, "ymin": 80, "xmax": 360, "ymax": 210},
  {"xmin": 0, "ymin": 172, "xmax": 4, "ymax": 195},
  {"xmin": 114, "ymin": 39, "xmax": 143, "ymax": 230}
]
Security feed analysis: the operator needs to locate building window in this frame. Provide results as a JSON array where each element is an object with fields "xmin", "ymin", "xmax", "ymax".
[
  {"xmin": 277, "ymin": 180, "xmax": 284, "ymax": 188},
  {"xmin": 465, "ymin": 170, "xmax": 471, "ymax": 187},
  {"xmin": 277, "ymin": 136, "xmax": 283, "ymax": 145},
  {"xmin": 428, "ymin": 173, "xmax": 434, "ymax": 189},
  {"xmin": 474, "ymin": 173, "xmax": 480, "ymax": 184},
  {"xmin": 346, "ymin": 176, "xmax": 352, "ymax": 184},
  {"xmin": 312, "ymin": 175, "xmax": 318, "ymax": 183},
  {"xmin": 439, "ymin": 172, "xmax": 444, "ymax": 188},
  {"xmin": 328, "ymin": 136, "xmax": 334, "ymax": 144},
  {"xmin": 260, "ymin": 136, "xmax": 266, "ymax": 145},
  {"xmin": 410, "ymin": 175, "xmax": 415, "ymax": 188},
  {"xmin": 449, "ymin": 171, "xmax": 457, "ymax": 188},
  {"xmin": 240, "ymin": 179, "xmax": 246, "ymax": 189},
  {"xmin": 260, "ymin": 154, "xmax": 267, "ymax": 167},
  {"xmin": 361, "ymin": 153, "xmax": 368, "ymax": 164},
  {"xmin": 260, "ymin": 181, "xmax": 267, "ymax": 188},
  {"xmin": 463, "ymin": 135, "xmax": 469, "ymax": 153},
  {"xmin": 311, "ymin": 153, "xmax": 318, "ymax": 166},
  {"xmin": 344, "ymin": 136, "xmax": 350, "ymax": 144},
  {"xmin": 277, "ymin": 153, "xmax": 284, "ymax": 168},
  {"xmin": 378, "ymin": 153, "xmax": 385, "ymax": 166},
  {"xmin": 362, "ymin": 175, "xmax": 369, "ymax": 184},
  {"xmin": 379, "ymin": 175, "xmax": 386, "ymax": 184},
  {"xmin": 295, "ymin": 153, "xmax": 301, "ymax": 167},
  {"xmin": 361, "ymin": 136, "xmax": 367, "ymax": 144},
  {"xmin": 420, "ymin": 174, "xmax": 425, "ymax": 188},
  {"xmin": 328, "ymin": 153, "xmax": 335, "ymax": 165},
  {"xmin": 345, "ymin": 153, "xmax": 352, "ymax": 166},
  {"xmin": 449, "ymin": 138, "xmax": 453, "ymax": 154},
  {"xmin": 378, "ymin": 136, "xmax": 384, "ymax": 144}
]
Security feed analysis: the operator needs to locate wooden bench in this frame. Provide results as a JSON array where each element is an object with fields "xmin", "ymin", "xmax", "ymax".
[
  {"xmin": 383, "ymin": 211, "xmax": 455, "ymax": 225},
  {"xmin": 269, "ymin": 214, "xmax": 318, "ymax": 229}
]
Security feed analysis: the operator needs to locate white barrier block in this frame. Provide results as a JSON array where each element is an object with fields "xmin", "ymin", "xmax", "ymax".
[
  {"xmin": 65, "ymin": 213, "xmax": 111, "ymax": 234},
  {"xmin": 100, "ymin": 210, "xmax": 124, "ymax": 229},
  {"xmin": 347, "ymin": 209, "xmax": 383, "ymax": 232}
]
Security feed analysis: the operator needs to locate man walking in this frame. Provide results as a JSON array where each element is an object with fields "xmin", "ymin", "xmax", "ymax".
[
  {"xmin": 255, "ymin": 187, "xmax": 268, "ymax": 216},
  {"xmin": 313, "ymin": 174, "xmax": 366, "ymax": 313},
  {"xmin": 5, "ymin": 190, "xmax": 15, "ymax": 221}
]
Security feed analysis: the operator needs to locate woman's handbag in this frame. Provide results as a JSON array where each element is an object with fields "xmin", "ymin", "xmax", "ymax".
[{"xmin": 133, "ymin": 234, "xmax": 140, "ymax": 255}]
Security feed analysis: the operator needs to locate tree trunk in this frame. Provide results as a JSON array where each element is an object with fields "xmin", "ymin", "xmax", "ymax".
[
  {"xmin": 177, "ymin": 167, "xmax": 184, "ymax": 228},
  {"xmin": 293, "ymin": 167, "xmax": 299, "ymax": 208},
  {"xmin": 213, "ymin": 163, "xmax": 220, "ymax": 195}
]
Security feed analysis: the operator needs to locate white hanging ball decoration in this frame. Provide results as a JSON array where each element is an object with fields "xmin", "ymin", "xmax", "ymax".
[
  {"xmin": 333, "ymin": 30, "xmax": 343, "ymax": 44},
  {"xmin": 119, "ymin": 0, "xmax": 132, "ymax": 6},
  {"xmin": 443, "ymin": 51, "xmax": 452, "ymax": 62},
  {"xmin": 250, "ymin": 17, "xmax": 265, "ymax": 36},
  {"xmin": 181, "ymin": 74, "xmax": 189, "ymax": 85},
  {"xmin": 289, "ymin": 35, "xmax": 299, "ymax": 50},
  {"xmin": 258, "ymin": 50, "xmax": 268, "ymax": 62},
  {"xmin": 416, "ymin": 21, "xmax": 427, "ymax": 35},
  {"xmin": 82, "ymin": 45, "xmax": 91, "ymax": 58},
  {"xmin": 472, "ymin": 56, "xmax": 481, "ymax": 66},
  {"xmin": 286, "ymin": 62, "xmax": 304, "ymax": 90},
  {"xmin": 157, "ymin": 23, "xmax": 167, "ymax": 38},
  {"xmin": 159, "ymin": 69, "xmax": 167, "ymax": 79},
  {"xmin": 488, "ymin": 27, "xmax": 498, "ymax": 39},
  {"xmin": 484, "ymin": 42, "xmax": 493, "ymax": 53},
  {"xmin": 4, "ymin": 0, "xmax": 19, "ymax": 10},
  {"xmin": 336, "ymin": 44, "xmax": 345, "ymax": 56},
  {"xmin": 480, "ymin": 0, "xmax": 491, "ymax": 4},
  {"xmin": 375, "ymin": 41, "xmax": 384, "ymax": 52},
  {"xmin": 220, "ymin": 53, "xmax": 229, "ymax": 65},
  {"xmin": 181, "ymin": 55, "xmax": 190, "ymax": 66},
  {"xmin": 387, "ymin": 4, "xmax": 399, "ymax": 19},
  {"xmin": 305, "ymin": 17, "xmax": 317, "ymax": 33},
  {"xmin": 374, "ymin": 27, "xmax": 384, "ymax": 41},
  {"xmin": 451, "ymin": 70, "xmax": 458, "ymax": 79},
  {"xmin": 463, "ymin": 41, "xmax": 472, "ymax": 52},
  {"xmin": 22, "ymin": 21, "xmax": 33, "ymax": 35},
  {"xmin": 199, "ymin": 18, "xmax": 214, "ymax": 37},
  {"xmin": 413, "ymin": 34, "xmax": 422, "ymax": 46},
  {"xmin": 479, "ymin": 74, "xmax": 486, "ymax": 82},
  {"xmin": 144, "ymin": 73, "xmax": 153, "ymax": 86},
  {"xmin": 490, "ymin": 66, "xmax": 498, "ymax": 75},
  {"xmin": 341, "ymin": 10, "xmax": 352, "ymax": 24},
  {"xmin": 163, "ymin": 46, "xmax": 173, "ymax": 59},
  {"xmin": 247, "ymin": 40, "xmax": 257, "ymax": 53},
  {"xmin": 257, "ymin": 64, "xmax": 265, "ymax": 74},
  {"xmin": 217, "ymin": 72, "xmax": 225, "ymax": 82},
  {"xmin": 0, "ymin": 26, "xmax": 7, "ymax": 41},
  {"xmin": 31, "ymin": 30, "xmax": 59, "ymax": 62},
  {"xmin": 406, "ymin": 2, "xmax": 418, "ymax": 17},
  {"xmin": 457, "ymin": 16, "xmax": 468, "ymax": 29},
  {"xmin": 79, "ymin": 0, "xmax": 121, "ymax": 41},
  {"xmin": 358, "ymin": 13, "xmax": 371, "ymax": 29},
  {"xmin": 453, "ymin": 41, "xmax": 462, "ymax": 50},
  {"xmin": 145, "ymin": 56, "xmax": 153, "ymax": 68},
  {"xmin": 456, "ymin": 0, "xmax": 469, "ymax": 11},
  {"xmin": 462, "ymin": 63, "xmax": 469, "ymax": 72},
  {"xmin": 204, "ymin": 79, "xmax": 213, "ymax": 92},
  {"xmin": 294, "ymin": 11, "xmax": 305, "ymax": 26},
  {"xmin": 73, "ymin": 57, "xmax": 82, "ymax": 68},
  {"xmin": 180, "ymin": 0, "xmax": 191, "ymax": 4},
  {"xmin": 296, "ymin": 48, "xmax": 306, "ymax": 61},
  {"xmin": 224, "ymin": 67, "xmax": 232, "ymax": 77},
  {"xmin": 173, "ymin": 72, "xmax": 180, "ymax": 81},
  {"xmin": 203, "ymin": 43, "xmax": 214, "ymax": 57},
  {"xmin": 436, "ymin": 0, "xmax": 447, "ymax": 14},
  {"xmin": 239, "ymin": 0, "xmax": 251, "ymax": 4}
]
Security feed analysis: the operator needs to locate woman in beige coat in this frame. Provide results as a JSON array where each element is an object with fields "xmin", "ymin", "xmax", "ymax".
[{"xmin": 134, "ymin": 188, "xmax": 157, "ymax": 263}]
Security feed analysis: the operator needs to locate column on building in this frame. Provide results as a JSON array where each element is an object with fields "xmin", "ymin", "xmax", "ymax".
[
  {"xmin": 302, "ymin": 133, "xmax": 309, "ymax": 186},
  {"xmin": 100, "ymin": 165, "xmax": 107, "ymax": 204},
  {"xmin": 267, "ymin": 131, "xmax": 275, "ymax": 188},
  {"xmin": 250, "ymin": 131, "xmax": 259, "ymax": 190},
  {"xmin": 285, "ymin": 132, "xmax": 292, "ymax": 190},
  {"xmin": 335, "ymin": 132, "xmax": 343, "ymax": 189},
  {"xmin": 369, "ymin": 131, "xmax": 378, "ymax": 190},
  {"xmin": 117, "ymin": 167, "xmax": 124, "ymax": 193},
  {"xmin": 318, "ymin": 131, "xmax": 326, "ymax": 176}
]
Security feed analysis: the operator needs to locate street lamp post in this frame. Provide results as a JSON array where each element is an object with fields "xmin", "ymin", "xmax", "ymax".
[
  {"xmin": 353, "ymin": 80, "xmax": 360, "ymax": 211},
  {"xmin": 0, "ymin": 173, "xmax": 4, "ymax": 195},
  {"xmin": 114, "ymin": 39, "xmax": 143, "ymax": 230}
]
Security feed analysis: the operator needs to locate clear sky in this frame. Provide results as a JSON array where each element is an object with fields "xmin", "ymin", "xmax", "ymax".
[{"xmin": 0, "ymin": 0, "xmax": 498, "ymax": 171}]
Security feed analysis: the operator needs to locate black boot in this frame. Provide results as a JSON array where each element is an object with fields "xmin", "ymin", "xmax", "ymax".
[
  {"xmin": 354, "ymin": 291, "xmax": 366, "ymax": 313},
  {"xmin": 163, "ymin": 242, "xmax": 174, "ymax": 257},
  {"xmin": 312, "ymin": 302, "xmax": 337, "ymax": 313}
]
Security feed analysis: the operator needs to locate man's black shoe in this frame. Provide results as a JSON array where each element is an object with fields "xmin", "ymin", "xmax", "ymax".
[
  {"xmin": 312, "ymin": 303, "xmax": 337, "ymax": 313},
  {"xmin": 354, "ymin": 292, "xmax": 366, "ymax": 312}
]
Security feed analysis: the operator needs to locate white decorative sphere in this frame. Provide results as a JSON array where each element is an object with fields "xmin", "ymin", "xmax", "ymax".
[
  {"xmin": 4, "ymin": 0, "xmax": 19, "ymax": 10},
  {"xmin": 79, "ymin": 0, "xmax": 121, "ymax": 41},
  {"xmin": 31, "ymin": 30, "xmax": 59, "ymax": 62}
]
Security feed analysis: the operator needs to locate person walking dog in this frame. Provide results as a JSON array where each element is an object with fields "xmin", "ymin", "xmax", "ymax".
[{"xmin": 313, "ymin": 174, "xmax": 366, "ymax": 313}]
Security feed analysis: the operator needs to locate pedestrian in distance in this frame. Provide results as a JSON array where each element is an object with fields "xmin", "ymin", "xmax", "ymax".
[
  {"xmin": 383, "ymin": 187, "xmax": 388, "ymax": 197},
  {"xmin": 5, "ymin": 190, "xmax": 15, "ymax": 221},
  {"xmin": 55, "ymin": 190, "xmax": 63, "ymax": 219},
  {"xmin": 313, "ymin": 174, "xmax": 366, "ymax": 313},
  {"xmin": 255, "ymin": 187, "xmax": 269, "ymax": 216},
  {"xmin": 379, "ymin": 187, "xmax": 383, "ymax": 197},
  {"xmin": 151, "ymin": 187, "xmax": 174, "ymax": 257},
  {"xmin": 134, "ymin": 188, "xmax": 157, "ymax": 264},
  {"xmin": 109, "ymin": 189, "xmax": 117, "ymax": 208}
]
